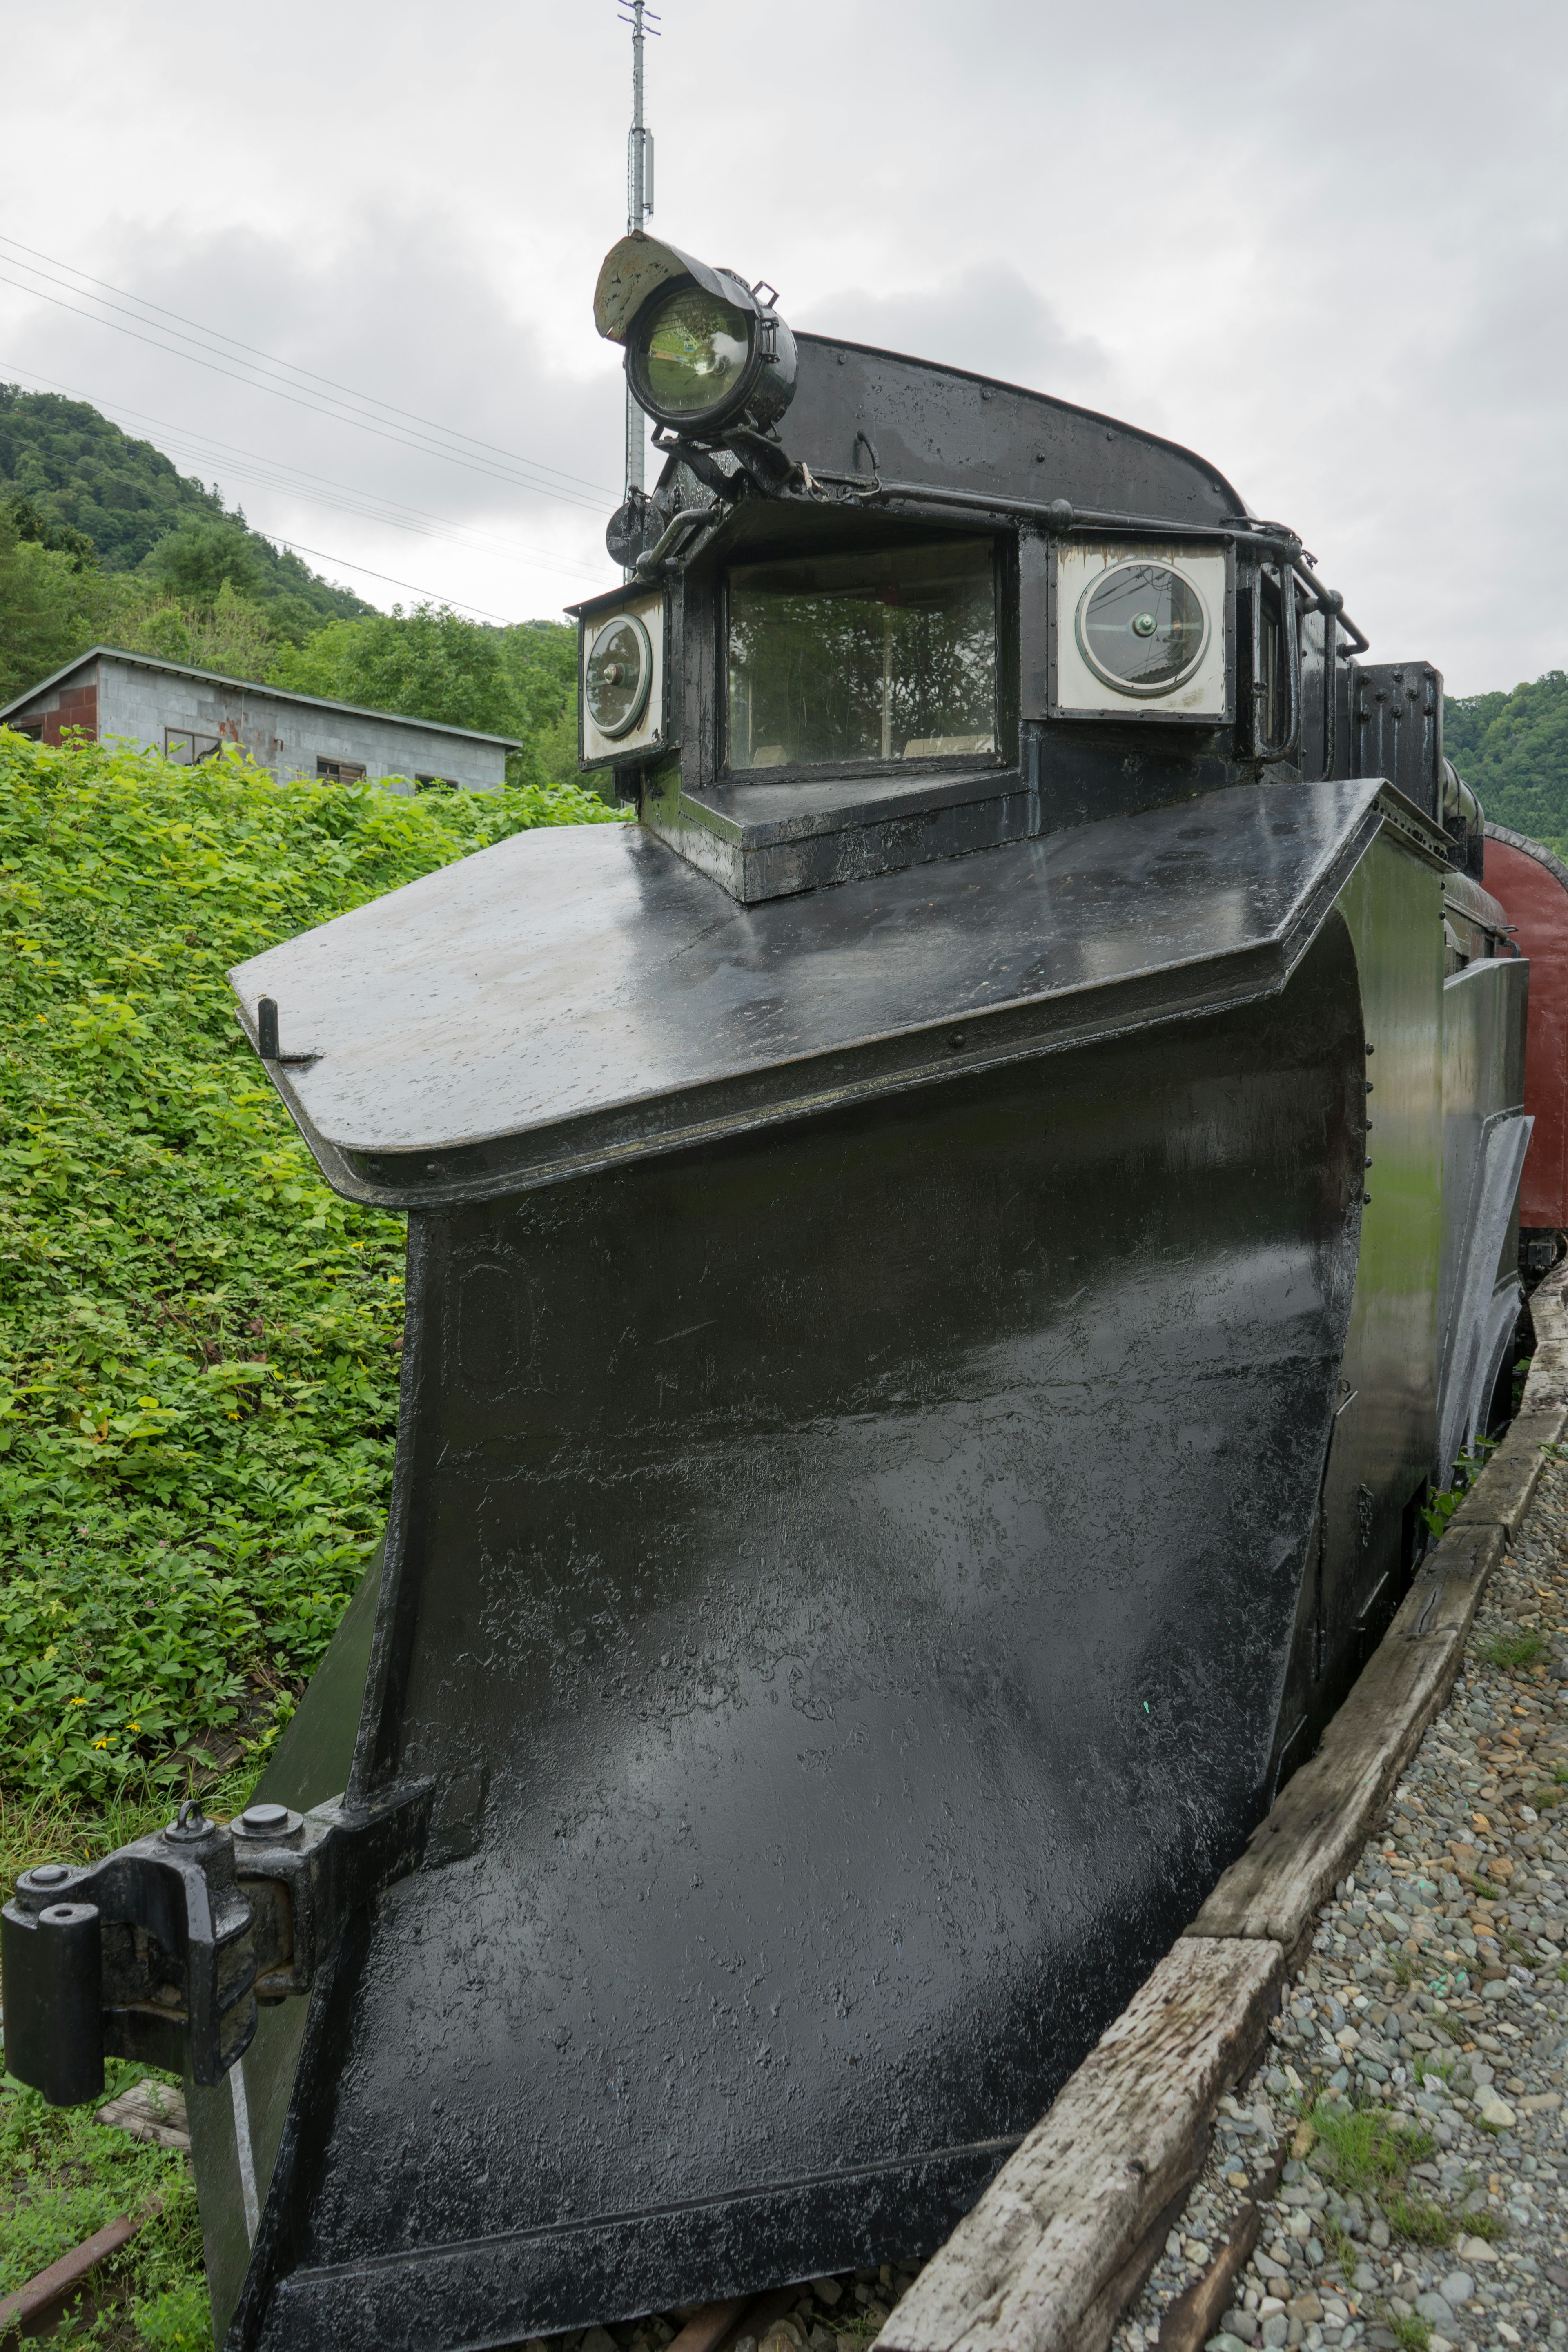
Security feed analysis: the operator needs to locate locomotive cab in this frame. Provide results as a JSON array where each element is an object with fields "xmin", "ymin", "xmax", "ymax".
[{"xmin": 577, "ymin": 232, "xmax": 1452, "ymax": 907}]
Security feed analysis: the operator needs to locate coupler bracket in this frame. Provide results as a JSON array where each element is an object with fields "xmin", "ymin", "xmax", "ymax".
[{"xmin": 2, "ymin": 1781, "xmax": 432, "ymax": 2106}]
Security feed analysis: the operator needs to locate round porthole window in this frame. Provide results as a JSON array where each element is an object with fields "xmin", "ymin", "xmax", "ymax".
[
  {"xmin": 1075, "ymin": 560, "xmax": 1209, "ymax": 697},
  {"xmin": 585, "ymin": 612, "xmax": 654, "ymax": 738}
]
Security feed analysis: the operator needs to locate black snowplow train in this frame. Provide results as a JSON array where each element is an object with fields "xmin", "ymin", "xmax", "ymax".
[{"xmin": 4, "ymin": 232, "xmax": 1547, "ymax": 2352}]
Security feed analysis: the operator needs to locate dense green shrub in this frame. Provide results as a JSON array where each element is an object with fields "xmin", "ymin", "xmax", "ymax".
[{"xmin": 0, "ymin": 729, "xmax": 621, "ymax": 1804}]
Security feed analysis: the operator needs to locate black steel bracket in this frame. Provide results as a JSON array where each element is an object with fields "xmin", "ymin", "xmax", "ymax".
[{"xmin": 1, "ymin": 1780, "xmax": 432, "ymax": 2105}]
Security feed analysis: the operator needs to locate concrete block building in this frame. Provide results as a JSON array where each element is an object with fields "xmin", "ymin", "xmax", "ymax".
[{"xmin": 0, "ymin": 646, "xmax": 519, "ymax": 793}]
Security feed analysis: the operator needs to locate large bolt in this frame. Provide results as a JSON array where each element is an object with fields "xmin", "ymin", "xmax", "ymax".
[{"xmin": 241, "ymin": 1803, "xmax": 290, "ymax": 1836}]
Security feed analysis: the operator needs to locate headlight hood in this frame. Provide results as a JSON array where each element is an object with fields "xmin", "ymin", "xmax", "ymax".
[{"xmin": 593, "ymin": 232, "xmax": 760, "ymax": 345}]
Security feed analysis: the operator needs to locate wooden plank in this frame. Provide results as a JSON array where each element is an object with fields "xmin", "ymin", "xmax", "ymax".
[
  {"xmin": 1152, "ymin": 2204, "xmax": 1261, "ymax": 2352},
  {"xmin": 1519, "ymin": 1264, "xmax": 1568, "ymax": 1408},
  {"xmin": 878, "ymin": 1937, "xmax": 1283, "ymax": 2352},
  {"xmin": 1077, "ymin": 2182, "xmax": 1195, "ymax": 2352},
  {"xmin": 666, "ymin": 2300, "xmax": 759, "ymax": 2352},
  {"xmin": 1446, "ymin": 1406, "xmax": 1567, "ymax": 1537},
  {"xmin": 1187, "ymin": 1523, "xmax": 1503, "ymax": 1958},
  {"xmin": 1521, "ymin": 1336, "xmax": 1568, "ymax": 1401},
  {"xmin": 1152, "ymin": 2134, "xmax": 1288, "ymax": 2352}
]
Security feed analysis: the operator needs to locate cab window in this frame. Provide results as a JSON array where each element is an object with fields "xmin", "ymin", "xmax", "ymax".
[{"xmin": 726, "ymin": 538, "xmax": 996, "ymax": 773}]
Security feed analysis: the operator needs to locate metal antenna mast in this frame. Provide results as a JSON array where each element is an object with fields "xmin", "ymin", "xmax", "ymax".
[{"xmin": 619, "ymin": 0, "xmax": 660, "ymax": 506}]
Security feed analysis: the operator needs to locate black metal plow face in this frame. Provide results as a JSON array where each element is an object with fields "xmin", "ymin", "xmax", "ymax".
[{"xmin": 189, "ymin": 792, "xmax": 1375, "ymax": 2352}]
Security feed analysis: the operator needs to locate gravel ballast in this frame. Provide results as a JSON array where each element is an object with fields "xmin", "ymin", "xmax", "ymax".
[{"xmin": 1111, "ymin": 1457, "xmax": 1568, "ymax": 2352}]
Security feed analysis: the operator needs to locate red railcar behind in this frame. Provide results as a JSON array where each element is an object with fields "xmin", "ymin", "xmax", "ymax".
[{"xmin": 1485, "ymin": 822, "xmax": 1568, "ymax": 1234}]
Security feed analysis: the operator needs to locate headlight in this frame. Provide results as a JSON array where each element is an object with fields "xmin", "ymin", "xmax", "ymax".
[
  {"xmin": 632, "ymin": 286, "xmax": 753, "ymax": 424},
  {"xmin": 594, "ymin": 234, "xmax": 797, "ymax": 445},
  {"xmin": 585, "ymin": 613, "xmax": 653, "ymax": 738},
  {"xmin": 1076, "ymin": 560, "xmax": 1209, "ymax": 696}
]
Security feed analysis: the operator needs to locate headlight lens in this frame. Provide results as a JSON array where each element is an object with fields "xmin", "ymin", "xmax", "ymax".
[
  {"xmin": 633, "ymin": 287, "xmax": 753, "ymax": 422},
  {"xmin": 585, "ymin": 613, "xmax": 653, "ymax": 738},
  {"xmin": 1076, "ymin": 561, "xmax": 1208, "ymax": 695}
]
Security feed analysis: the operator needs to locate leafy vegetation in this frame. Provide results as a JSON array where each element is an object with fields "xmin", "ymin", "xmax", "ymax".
[
  {"xmin": 0, "ymin": 728, "xmax": 621, "ymax": 1816},
  {"xmin": 1420, "ymin": 1438, "xmax": 1498, "ymax": 1540},
  {"xmin": 0, "ymin": 496, "xmax": 118, "ymax": 702},
  {"xmin": 1446, "ymin": 672, "xmax": 1568, "ymax": 848}
]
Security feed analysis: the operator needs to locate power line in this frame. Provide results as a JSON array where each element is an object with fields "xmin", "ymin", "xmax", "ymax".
[
  {"xmin": 259, "ymin": 538, "xmax": 521, "ymax": 622},
  {"xmin": 0, "ymin": 263, "xmax": 615, "ymax": 516},
  {"xmin": 0, "ymin": 231, "xmax": 615, "ymax": 500},
  {"xmin": 0, "ymin": 359, "xmax": 616, "ymax": 591}
]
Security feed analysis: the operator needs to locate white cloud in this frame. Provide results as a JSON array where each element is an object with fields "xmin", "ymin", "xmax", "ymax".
[{"xmin": 0, "ymin": 0, "xmax": 1561, "ymax": 686}]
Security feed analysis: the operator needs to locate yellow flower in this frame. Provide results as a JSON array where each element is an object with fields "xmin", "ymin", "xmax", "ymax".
[
  {"xmin": 127, "ymin": 1721, "xmax": 141, "ymax": 1733},
  {"xmin": 67, "ymin": 1694, "xmax": 87, "ymax": 1706},
  {"xmin": 91, "ymin": 1735, "xmax": 112, "ymax": 1749}
]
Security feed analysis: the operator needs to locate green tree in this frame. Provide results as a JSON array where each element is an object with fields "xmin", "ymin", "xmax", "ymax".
[
  {"xmin": 107, "ymin": 579, "xmax": 279, "ymax": 681},
  {"xmin": 3, "ymin": 490, "xmax": 97, "ymax": 570},
  {"xmin": 0, "ymin": 385, "xmax": 372, "ymax": 624},
  {"xmin": 0, "ymin": 500, "xmax": 114, "ymax": 703},
  {"xmin": 1445, "ymin": 673, "xmax": 1568, "ymax": 844},
  {"xmin": 266, "ymin": 603, "xmax": 574, "ymax": 782},
  {"xmin": 501, "ymin": 619, "xmax": 580, "ymax": 782},
  {"xmin": 136, "ymin": 514, "xmax": 265, "ymax": 603},
  {"xmin": 269, "ymin": 603, "xmax": 517, "ymax": 731}
]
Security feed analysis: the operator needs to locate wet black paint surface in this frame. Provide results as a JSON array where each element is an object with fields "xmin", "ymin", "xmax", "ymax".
[{"xmin": 232, "ymin": 917, "xmax": 1365, "ymax": 2350}]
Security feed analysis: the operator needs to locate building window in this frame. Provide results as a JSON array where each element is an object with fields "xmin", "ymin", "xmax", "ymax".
[
  {"xmin": 316, "ymin": 757, "xmax": 367, "ymax": 784},
  {"xmin": 415, "ymin": 774, "xmax": 459, "ymax": 791},
  {"xmin": 6, "ymin": 718, "xmax": 44, "ymax": 741},
  {"xmin": 166, "ymin": 728, "xmax": 222, "ymax": 765}
]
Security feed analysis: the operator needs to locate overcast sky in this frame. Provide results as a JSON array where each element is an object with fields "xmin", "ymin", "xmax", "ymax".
[{"xmin": 2, "ymin": 0, "xmax": 1563, "ymax": 694}]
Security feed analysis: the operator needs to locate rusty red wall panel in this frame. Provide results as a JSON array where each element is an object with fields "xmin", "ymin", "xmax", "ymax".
[
  {"xmin": 1485, "ymin": 826, "xmax": 1568, "ymax": 1226},
  {"xmin": 41, "ymin": 682, "xmax": 99, "ymax": 746}
]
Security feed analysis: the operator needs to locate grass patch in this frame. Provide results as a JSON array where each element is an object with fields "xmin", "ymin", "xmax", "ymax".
[
  {"xmin": 1304, "ymin": 2098, "xmax": 1434, "ymax": 2196},
  {"xmin": 0, "ymin": 1764, "xmax": 258, "ymax": 1889},
  {"xmin": 1302, "ymin": 2097, "xmax": 1477, "ymax": 2252},
  {"xmin": 1474, "ymin": 1629, "xmax": 1551, "ymax": 1671},
  {"xmin": 1461, "ymin": 2203, "xmax": 1508, "ymax": 2243},
  {"xmin": 0, "ymin": 2053, "xmax": 201, "ymax": 2341},
  {"xmin": 1388, "ymin": 2314, "xmax": 1431, "ymax": 2352},
  {"xmin": 1384, "ymin": 2191, "xmax": 1455, "ymax": 2246},
  {"xmin": 1321, "ymin": 2215, "xmax": 1358, "ymax": 2281}
]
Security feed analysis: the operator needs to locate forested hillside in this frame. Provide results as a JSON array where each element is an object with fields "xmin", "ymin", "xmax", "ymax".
[
  {"xmin": 0, "ymin": 386, "xmax": 583, "ymax": 785},
  {"xmin": 1445, "ymin": 672, "xmax": 1568, "ymax": 849},
  {"xmin": 0, "ymin": 386, "xmax": 370, "ymax": 621}
]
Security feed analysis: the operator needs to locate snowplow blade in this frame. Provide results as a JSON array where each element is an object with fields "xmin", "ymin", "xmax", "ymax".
[{"xmin": 168, "ymin": 777, "xmax": 1425, "ymax": 2351}]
